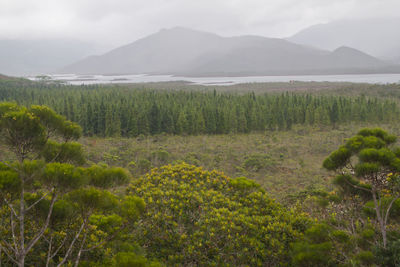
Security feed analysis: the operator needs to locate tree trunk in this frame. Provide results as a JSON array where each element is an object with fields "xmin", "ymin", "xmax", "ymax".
[
  {"xmin": 372, "ymin": 189, "xmax": 387, "ymax": 248},
  {"xmin": 19, "ymin": 178, "xmax": 26, "ymax": 267},
  {"xmin": 17, "ymin": 255, "xmax": 24, "ymax": 267}
]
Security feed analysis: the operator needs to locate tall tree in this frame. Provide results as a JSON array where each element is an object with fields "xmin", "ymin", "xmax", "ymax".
[
  {"xmin": 323, "ymin": 128, "xmax": 400, "ymax": 248},
  {"xmin": 0, "ymin": 103, "xmax": 143, "ymax": 266}
]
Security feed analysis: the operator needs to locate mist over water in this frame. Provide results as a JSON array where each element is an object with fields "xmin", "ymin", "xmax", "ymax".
[{"xmin": 29, "ymin": 73, "xmax": 400, "ymax": 86}]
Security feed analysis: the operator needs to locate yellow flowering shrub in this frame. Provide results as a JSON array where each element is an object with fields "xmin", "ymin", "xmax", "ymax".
[{"xmin": 128, "ymin": 163, "xmax": 310, "ymax": 266}]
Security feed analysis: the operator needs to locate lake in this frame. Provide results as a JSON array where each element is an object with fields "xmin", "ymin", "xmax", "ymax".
[{"xmin": 29, "ymin": 73, "xmax": 400, "ymax": 86}]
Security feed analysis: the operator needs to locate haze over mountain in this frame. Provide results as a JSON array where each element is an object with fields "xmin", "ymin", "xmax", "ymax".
[
  {"xmin": 61, "ymin": 27, "xmax": 398, "ymax": 76},
  {"xmin": 289, "ymin": 18, "xmax": 400, "ymax": 63},
  {"xmin": 0, "ymin": 39, "xmax": 104, "ymax": 76}
]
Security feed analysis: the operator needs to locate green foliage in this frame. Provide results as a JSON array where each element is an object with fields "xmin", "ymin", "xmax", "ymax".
[
  {"xmin": 119, "ymin": 196, "xmax": 146, "ymax": 220},
  {"xmin": 243, "ymin": 153, "xmax": 274, "ymax": 171},
  {"xmin": 291, "ymin": 223, "xmax": 352, "ymax": 266},
  {"xmin": 128, "ymin": 163, "xmax": 311, "ymax": 266},
  {"xmin": 363, "ymin": 197, "xmax": 400, "ymax": 220},
  {"xmin": 323, "ymin": 127, "xmax": 400, "ymax": 257},
  {"xmin": 358, "ymin": 128, "xmax": 397, "ymax": 144},
  {"xmin": 291, "ymin": 224, "xmax": 334, "ymax": 266},
  {"xmin": 0, "ymin": 169, "xmax": 20, "ymax": 192},
  {"xmin": 375, "ymin": 239, "xmax": 400, "ymax": 267},
  {"xmin": 322, "ymin": 146, "xmax": 351, "ymax": 170},
  {"xmin": 1, "ymin": 81, "xmax": 400, "ymax": 137},
  {"xmin": 0, "ymin": 103, "xmax": 145, "ymax": 267},
  {"xmin": 229, "ymin": 176, "xmax": 261, "ymax": 191},
  {"xmin": 136, "ymin": 158, "xmax": 152, "ymax": 173},
  {"xmin": 43, "ymin": 162, "xmax": 85, "ymax": 190},
  {"xmin": 112, "ymin": 252, "xmax": 148, "ymax": 267},
  {"xmin": 323, "ymin": 128, "xmax": 400, "ymax": 196},
  {"xmin": 67, "ymin": 187, "xmax": 119, "ymax": 212},
  {"xmin": 41, "ymin": 140, "xmax": 86, "ymax": 165},
  {"xmin": 29, "ymin": 104, "xmax": 65, "ymax": 135},
  {"xmin": 85, "ymin": 164, "xmax": 130, "ymax": 188},
  {"xmin": 355, "ymin": 162, "xmax": 381, "ymax": 177},
  {"xmin": 354, "ymin": 250, "xmax": 375, "ymax": 266},
  {"xmin": 1, "ymin": 109, "xmax": 47, "ymax": 156},
  {"xmin": 332, "ymin": 174, "xmax": 371, "ymax": 198},
  {"xmin": 62, "ymin": 120, "xmax": 83, "ymax": 141},
  {"xmin": 291, "ymin": 241, "xmax": 333, "ymax": 266},
  {"xmin": 111, "ymin": 252, "xmax": 162, "ymax": 267}
]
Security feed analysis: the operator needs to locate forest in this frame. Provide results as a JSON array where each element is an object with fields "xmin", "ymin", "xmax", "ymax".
[
  {"xmin": 0, "ymin": 80, "xmax": 399, "ymax": 137},
  {"xmin": 1, "ymin": 79, "xmax": 400, "ymax": 266}
]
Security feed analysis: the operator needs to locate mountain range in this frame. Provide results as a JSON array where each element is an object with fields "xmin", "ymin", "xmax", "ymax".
[
  {"xmin": 60, "ymin": 26, "xmax": 398, "ymax": 76},
  {"xmin": 289, "ymin": 18, "xmax": 400, "ymax": 63},
  {"xmin": 1, "ymin": 18, "xmax": 399, "ymax": 76}
]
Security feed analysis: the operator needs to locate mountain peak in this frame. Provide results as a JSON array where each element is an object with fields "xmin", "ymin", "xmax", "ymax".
[
  {"xmin": 160, "ymin": 26, "xmax": 192, "ymax": 32},
  {"xmin": 289, "ymin": 18, "xmax": 400, "ymax": 60},
  {"xmin": 60, "ymin": 28, "xmax": 395, "ymax": 76},
  {"xmin": 333, "ymin": 46, "xmax": 359, "ymax": 53},
  {"xmin": 332, "ymin": 46, "xmax": 377, "ymax": 58},
  {"xmin": 157, "ymin": 26, "xmax": 218, "ymax": 36}
]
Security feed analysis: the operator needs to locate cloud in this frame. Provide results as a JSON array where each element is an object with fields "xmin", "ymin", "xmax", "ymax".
[{"xmin": 0, "ymin": 0, "xmax": 399, "ymax": 48}]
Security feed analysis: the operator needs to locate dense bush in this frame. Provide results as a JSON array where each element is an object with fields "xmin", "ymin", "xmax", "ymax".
[
  {"xmin": 128, "ymin": 163, "xmax": 311, "ymax": 266},
  {"xmin": 375, "ymin": 239, "xmax": 400, "ymax": 266},
  {"xmin": 243, "ymin": 153, "xmax": 275, "ymax": 172}
]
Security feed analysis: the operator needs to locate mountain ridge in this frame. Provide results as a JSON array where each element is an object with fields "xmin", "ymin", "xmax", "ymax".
[
  {"xmin": 288, "ymin": 18, "xmax": 400, "ymax": 61},
  {"xmin": 60, "ymin": 27, "xmax": 399, "ymax": 76}
]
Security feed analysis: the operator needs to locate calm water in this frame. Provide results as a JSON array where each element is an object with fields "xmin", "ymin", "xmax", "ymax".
[{"xmin": 29, "ymin": 73, "xmax": 400, "ymax": 86}]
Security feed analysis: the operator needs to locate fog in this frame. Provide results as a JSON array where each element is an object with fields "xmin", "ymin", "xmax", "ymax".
[
  {"xmin": 1, "ymin": 0, "xmax": 400, "ymax": 76},
  {"xmin": 1, "ymin": 0, "xmax": 399, "ymax": 49}
]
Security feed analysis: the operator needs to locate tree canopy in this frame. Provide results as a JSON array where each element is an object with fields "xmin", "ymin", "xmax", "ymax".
[
  {"xmin": 0, "ymin": 103, "xmax": 145, "ymax": 266},
  {"xmin": 323, "ymin": 128, "xmax": 400, "ymax": 248}
]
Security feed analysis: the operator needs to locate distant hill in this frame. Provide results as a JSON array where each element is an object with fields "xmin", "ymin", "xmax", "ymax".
[
  {"xmin": 0, "ymin": 39, "xmax": 102, "ymax": 76},
  {"xmin": 0, "ymin": 73, "xmax": 15, "ymax": 80},
  {"xmin": 61, "ymin": 27, "xmax": 399, "ymax": 76},
  {"xmin": 289, "ymin": 18, "xmax": 400, "ymax": 62},
  {"xmin": 61, "ymin": 27, "xmax": 227, "ymax": 75}
]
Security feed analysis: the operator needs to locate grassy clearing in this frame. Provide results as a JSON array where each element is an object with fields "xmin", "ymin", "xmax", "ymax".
[{"xmin": 81, "ymin": 123, "xmax": 400, "ymax": 202}]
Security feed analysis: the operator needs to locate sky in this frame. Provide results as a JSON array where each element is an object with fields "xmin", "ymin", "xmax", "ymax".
[{"xmin": 0, "ymin": 0, "xmax": 399, "ymax": 50}]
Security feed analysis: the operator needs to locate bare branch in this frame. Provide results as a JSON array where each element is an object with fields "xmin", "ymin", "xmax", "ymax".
[
  {"xmin": 25, "ymin": 193, "xmax": 58, "ymax": 254},
  {"xmin": 10, "ymin": 210, "xmax": 18, "ymax": 252},
  {"xmin": 48, "ymin": 234, "xmax": 68, "ymax": 264},
  {"xmin": 56, "ymin": 219, "xmax": 87, "ymax": 267},
  {"xmin": 0, "ymin": 160, "xmax": 20, "ymax": 174},
  {"xmin": 82, "ymin": 223, "xmax": 128, "ymax": 253},
  {"xmin": 0, "ymin": 239, "xmax": 16, "ymax": 255},
  {"xmin": 74, "ymin": 231, "xmax": 88, "ymax": 267},
  {"xmin": 26, "ymin": 188, "xmax": 54, "ymax": 212},
  {"xmin": 45, "ymin": 235, "xmax": 53, "ymax": 267},
  {"xmin": 342, "ymin": 177, "xmax": 372, "ymax": 193},
  {"xmin": 0, "ymin": 193, "xmax": 18, "ymax": 218},
  {"xmin": 0, "ymin": 244, "xmax": 18, "ymax": 265},
  {"xmin": 384, "ymin": 196, "xmax": 400, "ymax": 225}
]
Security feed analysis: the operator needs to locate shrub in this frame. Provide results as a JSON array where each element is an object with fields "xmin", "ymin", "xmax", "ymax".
[
  {"xmin": 128, "ymin": 163, "xmax": 311, "ymax": 266},
  {"xmin": 137, "ymin": 158, "xmax": 152, "ymax": 173},
  {"xmin": 243, "ymin": 153, "xmax": 274, "ymax": 172},
  {"xmin": 375, "ymin": 239, "xmax": 400, "ymax": 267}
]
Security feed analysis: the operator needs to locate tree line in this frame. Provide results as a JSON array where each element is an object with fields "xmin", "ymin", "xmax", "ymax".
[{"xmin": 0, "ymin": 80, "xmax": 399, "ymax": 137}]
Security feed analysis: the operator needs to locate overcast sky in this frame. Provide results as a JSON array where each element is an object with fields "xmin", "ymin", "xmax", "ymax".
[{"xmin": 1, "ymin": 0, "xmax": 399, "ymax": 49}]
